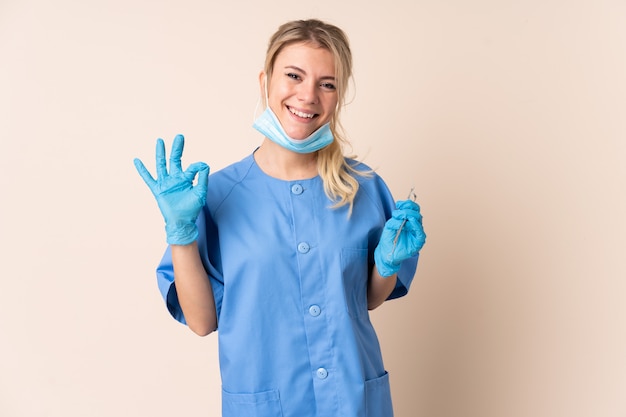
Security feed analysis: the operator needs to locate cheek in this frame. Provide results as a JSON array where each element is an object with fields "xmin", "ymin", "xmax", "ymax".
[
  {"xmin": 324, "ymin": 93, "xmax": 339, "ymax": 111},
  {"xmin": 268, "ymin": 77, "xmax": 289, "ymax": 97},
  {"xmin": 323, "ymin": 98, "xmax": 339, "ymax": 119},
  {"xmin": 268, "ymin": 86, "xmax": 290, "ymax": 110},
  {"xmin": 267, "ymin": 93, "xmax": 283, "ymax": 115}
]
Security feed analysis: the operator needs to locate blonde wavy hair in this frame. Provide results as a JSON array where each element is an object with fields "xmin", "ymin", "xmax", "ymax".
[{"xmin": 263, "ymin": 19, "xmax": 368, "ymax": 212}]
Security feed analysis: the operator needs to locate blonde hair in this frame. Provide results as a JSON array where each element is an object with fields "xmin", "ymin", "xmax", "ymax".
[{"xmin": 263, "ymin": 19, "xmax": 368, "ymax": 212}]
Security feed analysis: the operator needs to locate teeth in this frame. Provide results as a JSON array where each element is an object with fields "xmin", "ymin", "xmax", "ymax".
[{"xmin": 289, "ymin": 107, "xmax": 315, "ymax": 119}]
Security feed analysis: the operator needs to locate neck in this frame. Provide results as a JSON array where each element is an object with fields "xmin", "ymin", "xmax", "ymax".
[{"xmin": 254, "ymin": 138, "xmax": 319, "ymax": 180}]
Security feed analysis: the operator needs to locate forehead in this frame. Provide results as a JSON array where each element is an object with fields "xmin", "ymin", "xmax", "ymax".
[{"xmin": 274, "ymin": 42, "xmax": 335, "ymax": 73}]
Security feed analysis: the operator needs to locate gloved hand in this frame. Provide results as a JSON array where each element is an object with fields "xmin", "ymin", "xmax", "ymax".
[
  {"xmin": 133, "ymin": 134, "xmax": 209, "ymax": 245},
  {"xmin": 374, "ymin": 199, "xmax": 426, "ymax": 277}
]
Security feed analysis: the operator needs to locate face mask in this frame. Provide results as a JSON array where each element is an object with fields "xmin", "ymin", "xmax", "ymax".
[
  {"xmin": 252, "ymin": 80, "xmax": 334, "ymax": 154},
  {"xmin": 253, "ymin": 107, "xmax": 334, "ymax": 154}
]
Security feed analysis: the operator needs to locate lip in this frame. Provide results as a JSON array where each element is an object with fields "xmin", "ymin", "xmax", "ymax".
[{"xmin": 286, "ymin": 105, "xmax": 319, "ymax": 122}]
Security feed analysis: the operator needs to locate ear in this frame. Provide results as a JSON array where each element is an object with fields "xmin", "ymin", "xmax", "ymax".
[{"xmin": 258, "ymin": 71, "xmax": 266, "ymax": 97}]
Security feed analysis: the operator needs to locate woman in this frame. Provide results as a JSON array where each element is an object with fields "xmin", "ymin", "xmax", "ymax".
[{"xmin": 134, "ymin": 19, "xmax": 425, "ymax": 417}]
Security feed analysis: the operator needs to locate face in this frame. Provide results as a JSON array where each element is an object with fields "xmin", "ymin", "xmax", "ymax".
[{"xmin": 263, "ymin": 42, "xmax": 338, "ymax": 140}]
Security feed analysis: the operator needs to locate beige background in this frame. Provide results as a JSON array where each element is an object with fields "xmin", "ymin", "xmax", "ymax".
[{"xmin": 1, "ymin": 0, "xmax": 625, "ymax": 416}]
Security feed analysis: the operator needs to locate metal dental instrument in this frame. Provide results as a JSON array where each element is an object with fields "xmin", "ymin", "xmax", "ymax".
[
  {"xmin": 390, "ymin": 187, "xmax": 417, "ymax": 257},
  {"xmin": 406, "ymin": 187, "xmax": 417, "ymax": 202}
]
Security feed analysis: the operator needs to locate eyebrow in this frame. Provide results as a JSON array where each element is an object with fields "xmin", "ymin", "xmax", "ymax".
[{"xmin": 285, "ymin": 65, "xmax": 336, "ymax": 81}]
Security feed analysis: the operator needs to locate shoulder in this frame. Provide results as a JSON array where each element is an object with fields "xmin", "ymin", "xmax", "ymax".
[
  {"xmin": 207, "ymin": 153, "xmax": 257, "ymax": 209},
  {"xmin": 210, "ymin": 153, "xmax": 256, "ymax": 183},
  {"xmin": 346, "ymin": 158, "xmax": 392, "ymax": 196},
  {"xmin": 346, "ymin": 158, "xmax": 396, "ymax": 216}
]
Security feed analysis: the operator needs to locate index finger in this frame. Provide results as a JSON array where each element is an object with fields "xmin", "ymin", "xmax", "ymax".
[{"xmin": 134, "ymin": 158, "xmax": 157, "ymax": 190}]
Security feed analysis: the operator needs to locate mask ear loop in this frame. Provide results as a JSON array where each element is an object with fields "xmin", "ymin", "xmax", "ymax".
[
  {"xmin": 253, "ymin": 74, "xmax": 270, "ymax": 122},
  {"xmin": 253, "ymin": 97, "xmax": 262, "ymax": 122}
]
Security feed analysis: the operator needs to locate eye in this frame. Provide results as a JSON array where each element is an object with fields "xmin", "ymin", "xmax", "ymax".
[
  {"xmin": 286, "ymin": 72, "xmax": 301, "ymax": 81},
  {"xmin": 320, "ymin": 82, "xmax": 336, "ymax": 91}
]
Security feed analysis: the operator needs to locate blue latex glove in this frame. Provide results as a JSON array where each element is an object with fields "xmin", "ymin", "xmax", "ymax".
[
  {"xmin": 134, "ymin": 134, "xmax": 209, "ymax": 245},
  {"xmin": 374, "ymin": 199, "xmax": 426, "ymax": 277}
]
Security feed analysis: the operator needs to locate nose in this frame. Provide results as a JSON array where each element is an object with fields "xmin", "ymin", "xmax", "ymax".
[{"xmin": 297, "ymin": 80, "xmax": 318, "ymax": 104}]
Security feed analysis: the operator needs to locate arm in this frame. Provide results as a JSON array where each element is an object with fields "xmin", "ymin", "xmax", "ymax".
[
  {"xmin": 367, "ymin": 267, "xmax": 397, "ymax": 310},
  {"xmin": 371, "ymin": 198, "xmax": 426, "ymax": 308},
  {"xmin": 134, "ymin": 135, "xmax": 215, "ymax": 335},
  {"xmin": 171, "ymin": 242, "xmax": 217, "ymax": 336}
]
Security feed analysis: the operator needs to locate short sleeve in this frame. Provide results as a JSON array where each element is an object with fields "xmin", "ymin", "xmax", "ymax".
[
  {"xmin": 388, "ymin": 253, "xmax": 419, "ymax": 300},
  {"xmin": 359, "ymin": 167, "xmax": 420, "ymax": 300}
]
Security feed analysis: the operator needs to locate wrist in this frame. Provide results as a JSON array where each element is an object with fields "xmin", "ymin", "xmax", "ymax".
[
  {"xmin": 374, "ymin": 246, "xmax": 401, "ymax": 278},
  {"xmin": 165, "ymin": 220, "xmax": 198, "ymax": 245},
  {"xmin": 375, "ymin": 263, "xmax": 400, "ymax": 278}
]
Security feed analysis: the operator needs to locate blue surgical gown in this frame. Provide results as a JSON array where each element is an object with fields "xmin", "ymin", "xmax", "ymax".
[{"xmin": 156, "ymin": 153, "xmax": 419, "ymax": 417}]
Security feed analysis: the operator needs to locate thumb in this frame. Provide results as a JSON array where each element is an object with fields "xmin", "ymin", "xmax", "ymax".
[{"xmin": 185, "ymin": 162, "xmax": 210, "ymax": 193}]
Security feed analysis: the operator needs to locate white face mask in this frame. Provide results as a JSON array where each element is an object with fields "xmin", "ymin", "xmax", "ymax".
[{"xmin": 252, "ymin": 80, "xmax": 334, "ymax": 154}]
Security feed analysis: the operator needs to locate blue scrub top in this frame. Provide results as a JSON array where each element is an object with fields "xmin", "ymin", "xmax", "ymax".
[{"xmin": 156, "ymin": 153, "xmax": 419, "ymax": 417}]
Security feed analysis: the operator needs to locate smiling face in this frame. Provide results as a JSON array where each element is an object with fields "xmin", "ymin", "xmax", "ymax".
[{"xmin": 263, "ymin": 42, "xmax": 338, "ymax": 140}]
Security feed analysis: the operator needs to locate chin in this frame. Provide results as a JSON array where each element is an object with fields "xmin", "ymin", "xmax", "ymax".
[{"xmin": 287, "ymin": 129, "xmax": 315, "ymax": 140}]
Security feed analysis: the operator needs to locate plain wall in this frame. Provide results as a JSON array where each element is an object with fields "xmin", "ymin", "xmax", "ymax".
[{"xmin": 1, "ymin": 1, "xmax": 625, "ymax": 416}]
